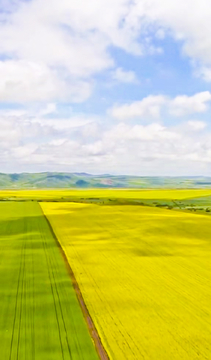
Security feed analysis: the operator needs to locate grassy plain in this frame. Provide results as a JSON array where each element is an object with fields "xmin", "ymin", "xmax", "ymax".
[
  {"xmin": 42, "ymin": 202, "xmax": 211, "ymax": 360},
  {"xmin": 0, "ymin": 202, "xmax": 98, "ymax": 360}
]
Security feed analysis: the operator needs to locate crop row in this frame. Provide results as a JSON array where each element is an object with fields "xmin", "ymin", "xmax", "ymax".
[{"xmin": 0, "ymin": 202, "xmax": 98, "ymax": 360}]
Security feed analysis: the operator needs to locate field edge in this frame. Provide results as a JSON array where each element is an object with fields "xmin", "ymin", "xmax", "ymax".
[{"xmin": 38, "ymin": 202, "xmax": 109, "ymax": 360}]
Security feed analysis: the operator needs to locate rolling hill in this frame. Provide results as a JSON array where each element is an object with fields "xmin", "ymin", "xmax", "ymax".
[{"xmin": 0, "ymin": 172, "xmax": 211, "ymax": 188}]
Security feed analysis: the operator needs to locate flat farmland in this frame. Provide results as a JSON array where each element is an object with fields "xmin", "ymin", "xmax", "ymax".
[
  {"xmin": 1, "ymin": 188, "xmax": 211, "ymax": 200},
  {"xmin": 42, "ymin": 202, "xmax": 211, "ymax": 360},
  {"xmin": 0, "ymin": 202, "xmax": 98, "ymax": 360}
]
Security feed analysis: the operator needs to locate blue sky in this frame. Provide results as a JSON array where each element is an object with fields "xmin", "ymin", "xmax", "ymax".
[{"xmin": 1, "ymin": 0, "xmax": 211, "ymax": 175}]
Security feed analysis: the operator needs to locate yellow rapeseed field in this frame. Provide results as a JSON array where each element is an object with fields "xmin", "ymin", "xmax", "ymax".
[
  {"xmin": 41, "ymin": 202, "xmax": 211, "ymax": 359},
  {"xmin": 1, "ymin": 188, "xmax": 211, "ymax": 200},
  {"xmin": 0, "ymin": 189, "xmax": 211, "ymax": 201}
]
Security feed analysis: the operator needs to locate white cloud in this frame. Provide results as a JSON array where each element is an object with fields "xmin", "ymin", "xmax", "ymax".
[
  {"xmin": 1, "ymin": 107, "xmax": 211, "ymax": 175},
  {"xmin": 155, "ymin": 29, "xmax": 165, "ymax": 40},
  {"xmin": 0, "ymin": 0, "xmax": 211, "ymax": 104},
  {"xmin": 0, "ymin": 60, "xmax": 92, "ymax": 102},
  {"xmin": 130, "ymin": 0, "xmax": 211, "ymax": 80},
  {"xmin": 0, "ymin": 0, "xmax": 116, "ymax": 102},
  {"xmin": 169, "ymin": 91, "xmax": 211, "ymax": 116},
  {"xmin": 196, "ymin": 67, "xmax": 211, "ymax": 82},
  {"xmin": 110, "ymin": 92, "xmax": 211, "ymax": 120},
  {"xmin": 103, "ymin": 123, "xmax": 179, "ymax": 144},
  {"xmin": 0, "ymin": 0, "xmax": 147, "ymax": 104},
  {"xmin": 112, "ymin": 68, "xmax": 138, "ymax": 83},
  {"xmin": 0, "ymin": 0, "xmax": 114, "ymax": 75},
  {"xmin": 0, "ymin": 118, "xmax": 22, "ymax": 148},
  {"xmin": 39, "ymin": 103, "xmax": 57, "ymax": 116},
  {"xmin": 2, "ymin": 1, "xmax": 211, "ymax": 174},
  {"xmin": 187, "ymin": 120, "xmax": 207, "ymax": 131},
  {"xmin": 110, "ymin": 95, "xmax": 166, "ymax": 120},
  {"xmin": 33, "ymin": 116, "xmax": 99, "ymax": 132}
]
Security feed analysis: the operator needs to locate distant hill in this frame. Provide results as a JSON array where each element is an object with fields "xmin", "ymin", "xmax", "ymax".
[{"xmin": 0, "ymin": 172, "xmax": 211, "ymax": 189}]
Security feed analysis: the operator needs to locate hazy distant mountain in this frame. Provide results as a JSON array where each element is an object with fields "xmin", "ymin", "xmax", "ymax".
[{"xmin": 0, "ymin": 172, "xmax": 211, "ymax": 189}]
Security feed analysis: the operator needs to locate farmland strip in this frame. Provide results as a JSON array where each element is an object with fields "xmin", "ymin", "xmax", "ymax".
[
  {"xmin": 40, "ymin": 205, "xmax": 110, "ymax": 360},
  {"xmin": 0, "ymin": 202, "xmax": 99, "ymax": 360},
  {"xmin": 42, "ymin": 201, "xmax": 211, "ymax": 360},
  {"xmin": 9, "ymin": 240, "xmax": 24, "ymax": 360}
]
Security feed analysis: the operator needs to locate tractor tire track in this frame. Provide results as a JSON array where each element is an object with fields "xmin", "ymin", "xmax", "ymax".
[
  {"xmin": 0, "ymin": 202, "xmax": 100, "ymax": 360},
  {"xmin": 16, "ymin": 216, "xmax": 27, "ymax": 360},
  {"xmin": 9, "ymin": 229, "xmax": 25, "ymax": 360},
  {"xmin": 40, "ymin": 223, "xmax": 66, "ymax": 360},
  {"xmin": 43, "ymin": 234, "xmax": 73, "ymax": 360}
]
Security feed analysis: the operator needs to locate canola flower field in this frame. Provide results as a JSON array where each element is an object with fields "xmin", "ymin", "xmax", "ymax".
[
  {"xmin": 0, "ymin": 201, "xmax": 98, "ymax": 360},
  {"xmin": 42, "ymin": 201, "xmax": 211, "ymax": 360},
  {"xmin": 1, "ymin": 188, "xmax": 211, "ymax": 200}
]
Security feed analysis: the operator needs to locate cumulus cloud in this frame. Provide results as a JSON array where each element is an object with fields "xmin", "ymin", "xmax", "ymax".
[
  {"xmin": 169, "ymin": 92, "xmax": 211, "ymax": 116},
  {"xmin": 39, "ymin": 103, "xmax": 57, "ymax": 116},
  {"xmin": 110, "ymin": 95, "xmax": 166, "ymax": 120},
  {"xmin": 112, "ymin": 68, "xmax": 138, "ymax": 83},
  {"xmin": 130, "ymin": 0, "xmax": 211, "ymax": 79},
  {"xmin": 1, "ymin": 1, "xmax": 211, "ymax": 174},
  {"xmin": 196, "ymin": 67, "xmax": 211, "ymax": 82},
  {"xmin": 187, "ymin": 120, "xmax": 207, "ymax": 131},
  {"xmin": 5, "ymin": 0, "xmax": 210, "ymax": 77},
  {"xmin": 0, "ymin": 0, "xmax": 211, "ymax": 104},
  {"xmin": 0, "ymin": 0, "xmax": 140, "ymax": 103},
  {"xmin": 0, "ymin": 60, "xmax": 92, "ymax": 102},
  {"xmin": 110, "ymin": 92, "xmax": 211, "ymax": 120},
  {"xmin": 1, "ymin": 106, "xmax": 211, "ymax": 175}
]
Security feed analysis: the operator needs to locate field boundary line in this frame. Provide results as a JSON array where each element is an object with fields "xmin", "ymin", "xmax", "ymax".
[{"xmin": 38, "ymin": 202, "xmax": 110, "ymax": 360}]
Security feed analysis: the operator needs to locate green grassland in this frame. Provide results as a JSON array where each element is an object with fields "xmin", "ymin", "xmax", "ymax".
[{"xmin": 0, "ymin": 202, "xmax": 98, "ymax": 360}]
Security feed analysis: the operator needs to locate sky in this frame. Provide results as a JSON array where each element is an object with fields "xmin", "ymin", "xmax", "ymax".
[{"xmin": 1, "ymin": 0, "xmax": 211, "ymax": 175}]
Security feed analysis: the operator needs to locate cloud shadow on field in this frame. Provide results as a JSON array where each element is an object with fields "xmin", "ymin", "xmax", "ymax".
[
  {"xmin": 0, "ymin": 216, "xmax": 40, "ymax": 237},
  {"xmin": 130, "ymin": 236, "xmax": 211, "ymax": 257},
  {"xmin": 2, "ymin": 205, "xmax": 211, "ymax": 261},
  {"xmin": 0, "ymin": 215, "xmax": 60, "ymax": 251},
  {"xmin": 133, "ymin": 249, "xmax": 174, "ymax": 257}
]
